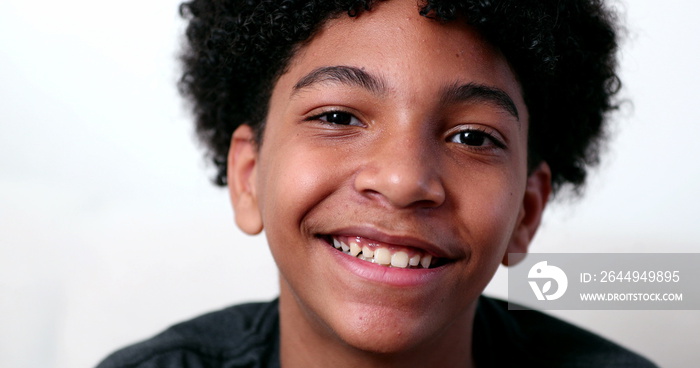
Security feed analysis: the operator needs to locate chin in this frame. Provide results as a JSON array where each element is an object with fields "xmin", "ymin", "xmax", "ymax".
[{"xmin": 324, "ymin": 299, "xmax": 468, "ymax": 356}]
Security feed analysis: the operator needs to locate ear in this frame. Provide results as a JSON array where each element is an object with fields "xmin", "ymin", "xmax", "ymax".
[
  {"xmin": 502, "ymin": 162, "xmax": 552, "ymax": 266},
  {"xmin": 227, "ymin": 124, "xmax": 263, "ymax": 235}
]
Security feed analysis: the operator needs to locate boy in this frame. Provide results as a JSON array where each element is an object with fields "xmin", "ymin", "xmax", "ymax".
[{"xmin": 99, "ymin": 0, "xmax": 656, "ymax": 366}]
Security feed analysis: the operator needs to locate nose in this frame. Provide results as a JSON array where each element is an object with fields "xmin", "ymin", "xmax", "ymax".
[{"xmin": 354, "ymin": 135, "xmax": 445, "ymax": 209}]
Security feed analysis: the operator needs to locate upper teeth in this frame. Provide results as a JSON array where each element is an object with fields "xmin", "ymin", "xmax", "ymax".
[{"xmin": 332, "ymin": 236, "xmax": 434, "ymax": 269}]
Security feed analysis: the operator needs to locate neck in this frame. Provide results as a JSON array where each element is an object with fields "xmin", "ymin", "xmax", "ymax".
[{"xmin": 277, "ymin": 286, "xmax": 477, "ymax": 368}]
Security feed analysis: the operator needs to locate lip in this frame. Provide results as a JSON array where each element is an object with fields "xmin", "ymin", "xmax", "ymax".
[
  {"xmin": 321, "ymin": 238, "xmax": 449, "ymax": 287},
  {"xmin": 325, "ymin": 226, "xmax": 454, "ymax": 259},
  {"xmin": 317, "ymin": 226, "xmax": 456, "ymax": 287}
]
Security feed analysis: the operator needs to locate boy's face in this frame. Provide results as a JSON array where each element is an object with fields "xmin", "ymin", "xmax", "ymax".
[{"xmin": 229, "ymin": 0, "xmax": 550, "ymax": 355}]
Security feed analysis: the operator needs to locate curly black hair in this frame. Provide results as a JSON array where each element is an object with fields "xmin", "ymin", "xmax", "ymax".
[{"xmin": 179, "ymin": 0, "xmax": 620, "ymax": 195}]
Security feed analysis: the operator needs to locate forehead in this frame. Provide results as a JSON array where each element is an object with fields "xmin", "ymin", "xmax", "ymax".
[{"xmin": 275, "ymin": 0, "xmax": 525, "ymax": 115}]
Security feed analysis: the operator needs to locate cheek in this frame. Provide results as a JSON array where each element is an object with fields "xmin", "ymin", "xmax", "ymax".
[
  {"xmin": 453, "ymin": 166, "xmax": 525, "ymax": 250},
  {"xmin": 257, "ymin": 138, "xmax": 345, "ymax": 235},
  {"xmin": 473, "ymin": 137, "xmax": 529, "ymax": 246},
  {"xmin": 450, "ymin": 171, "xmax": 525, "ymax": 288}
]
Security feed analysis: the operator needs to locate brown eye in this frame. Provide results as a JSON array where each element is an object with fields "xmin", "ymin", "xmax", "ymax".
[
  {"xmin": 318, "ymin": 111, "xmax": 362, "ymax": 125},
  {"xmin": 312, "ymin": 111, "xmax": 362, "ymax": 126},
  {"xmin": 448, "ymin": 130, "xmax": 505, "ymax": 149},
  {"xmin": 455, "ymin": 131, "xmax": 487, "ymax": 146}
]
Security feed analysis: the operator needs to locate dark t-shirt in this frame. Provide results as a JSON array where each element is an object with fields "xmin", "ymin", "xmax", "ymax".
[{"xmin": 97, "ymin": 296, "xmax": 656, "ymax": 367}]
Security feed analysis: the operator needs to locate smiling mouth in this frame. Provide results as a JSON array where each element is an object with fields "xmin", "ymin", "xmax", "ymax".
[{"xmin": 321, "ymin": 235, "xmax": 448, "ymax": 269}]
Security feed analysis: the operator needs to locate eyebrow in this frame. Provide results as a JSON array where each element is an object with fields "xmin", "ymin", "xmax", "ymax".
[
  {"xmin": 292, "ymin": 65, "xmax": 519, "ymax": 120},
  {"xmin": 293, "ymin": 66, "xmax": 387, "ymax": 95},
  {"xmin": 441, "ymin": 82, "xmax": 520, "ymax": 120}
]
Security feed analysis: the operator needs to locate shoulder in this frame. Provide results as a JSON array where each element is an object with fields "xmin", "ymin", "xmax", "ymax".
[
  {"xmin": 96, "ymin": 300, "xmax": 280, "ymax": 368},
  {"xmin": 475, "ymin": 296, "xmax": 658, "ymax": 367}
]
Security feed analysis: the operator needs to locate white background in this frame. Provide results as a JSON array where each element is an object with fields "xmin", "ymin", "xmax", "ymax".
[{"xmin": 1, "ymin": 1, "xmax": 698, "ymax": 367}]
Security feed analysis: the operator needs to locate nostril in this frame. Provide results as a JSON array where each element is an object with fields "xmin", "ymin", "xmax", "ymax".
[{"xmin": 354, "ymin": 164, "xmax": 445, "ymax": 209}]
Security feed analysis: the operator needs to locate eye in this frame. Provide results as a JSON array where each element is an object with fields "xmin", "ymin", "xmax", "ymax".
[
  {"xmin": 308, "ymin": 110, "xmax": 363, "ymax": 126},
  {"xmin": 448, "ymin": 129, "xmax": 505, "ymax": 149}
]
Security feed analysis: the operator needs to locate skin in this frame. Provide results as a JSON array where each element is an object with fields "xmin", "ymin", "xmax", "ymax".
[{"xmin": 227, "ymin": 0, "xmax": 551, "ymax": 367}]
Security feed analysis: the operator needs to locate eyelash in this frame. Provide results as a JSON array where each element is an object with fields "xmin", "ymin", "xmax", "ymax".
[
  {"xmin": 447, "ymin": 127, "xmax": 506, "ymax": 149},
  {"xmin": 305, "ymin": 110, "xmax": 363, "ymax": 127},
  {"xmin": 306, "ymin": 109, "xmax": 506, "ymax": 150}
]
